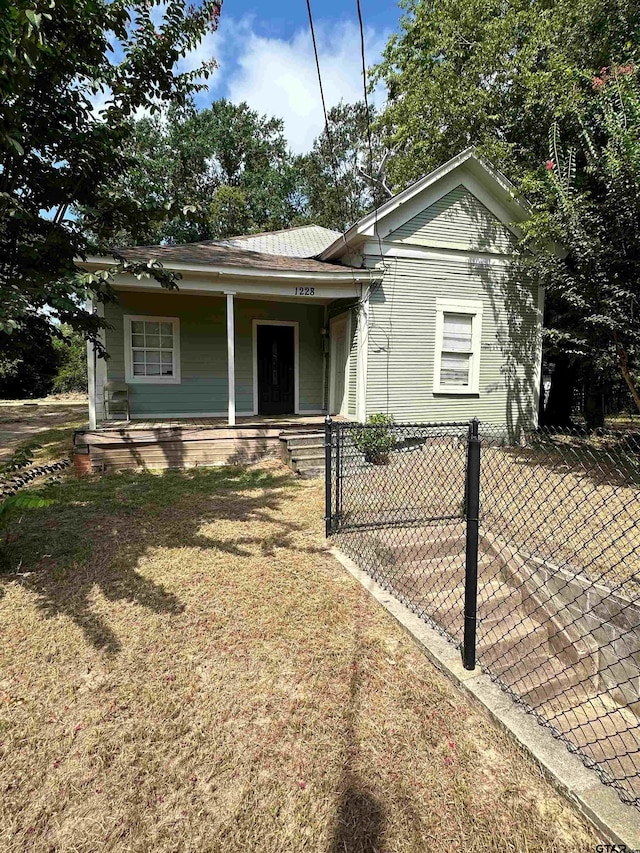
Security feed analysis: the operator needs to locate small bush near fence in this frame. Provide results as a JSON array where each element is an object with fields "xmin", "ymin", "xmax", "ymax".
[
  {"xmin": 326, "ymin": 419, "xmax": 640, "ymax": 809},
  {"xmin": 351, "ymin": 413, "xmax": 397, "ymax": 465}
]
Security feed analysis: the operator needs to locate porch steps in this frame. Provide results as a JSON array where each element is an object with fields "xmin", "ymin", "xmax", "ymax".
[{"xmin": 279, "ymin": 430, "xmax": 326, "ymax": 478}]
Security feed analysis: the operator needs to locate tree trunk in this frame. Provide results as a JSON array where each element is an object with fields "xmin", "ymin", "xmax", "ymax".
[
  {"xmin": 618, "ymin": 347, "xmax": 640, "ymax": 414},
  {"xmin": 542, "ymin": 355, "xmax": 575, "ymax": 427},
  {"xmin": 584, "ymin": 386, "xmax": 605, "ymax": 430}
]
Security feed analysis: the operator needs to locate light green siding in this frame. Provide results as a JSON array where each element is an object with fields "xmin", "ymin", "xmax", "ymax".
[
  {"xmin": 103, "ymin": 291, "xmax": 325, "ymax": 417},
  {"xmin": 347, "ymin": 308, "xmax": 358, "ymax": 417},
  {"xmin": 387, "ymin": 185, "xmax": 516, "ymax": 254},
  {"xmin": 365, "ymin": 256, "xmax": 541, "ymax": 430}
]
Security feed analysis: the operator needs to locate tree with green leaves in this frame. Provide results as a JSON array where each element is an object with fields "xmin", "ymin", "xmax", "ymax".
[
  {"xmin": 0, "ymin": 0, "xmax": 221, "ymax": 351},
  {"xmin": 52, "ymin": 326, "xmax": 88, "ymax": 394},
  {"xmin": 373, "ymin": 0, "xmax": 640, "ymax": 189},
  {"xmin": 521, "ymin": 65, "xmax": 640, "ymax": 417},
  {"xmin": 103, "ymin": 99, "xmax": 302, "ymax": 244},
  {"xmin": 0, "ymin": 315, "xmax": 58, "ymax": 398},
  {"xmin": 295, "ymin": 101, "xmax": 389, "ymax": 231}
]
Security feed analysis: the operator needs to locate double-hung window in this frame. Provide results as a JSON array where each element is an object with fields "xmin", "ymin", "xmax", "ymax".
[
  {"xmin": 124, "ymin": 316, "xmax": 181, "ymax": 384},
  {"xmin": 433, "ymin": 299, "xmax": 482, "ymax": 394}
]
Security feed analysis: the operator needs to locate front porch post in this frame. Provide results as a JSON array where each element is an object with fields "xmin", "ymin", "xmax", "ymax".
[
  {"xmin": 86, "ymin": 298, "xmax": 97, "ymax": 429},
  {"xmin": 225, "ymin": 291, "xmax": 236, "ymax": 426},
  {"xmin": 356, "ymin": 286, "xmax": 369, "ymax": 423}
]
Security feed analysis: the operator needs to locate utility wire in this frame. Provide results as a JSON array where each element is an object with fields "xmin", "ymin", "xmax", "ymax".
[
  {"xmin": 355, "ymin": 0, "xmax": 386, "ymax": 289},
  {"xmin": 305, "ymin": 0, "xmax": 355, "ymax": 245}
]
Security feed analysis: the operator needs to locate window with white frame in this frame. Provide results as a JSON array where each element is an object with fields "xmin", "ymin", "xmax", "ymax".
[
  {"xmin": 124, "ymin": 316, "xmax": 181, "ymax": 384},
  {"xmin": 433, "ymin": 299, "xmax": 482, "ymax": 394}
]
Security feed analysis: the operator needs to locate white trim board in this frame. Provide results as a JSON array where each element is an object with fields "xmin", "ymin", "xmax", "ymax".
[
  {"xmin": 86, "ymin": 298, "xmax": 96, "ymax": 430},
  {"xmin": 80, "ymin": 255, "xmax": 378, "ymax": 284},
  {"xmin": 360, "ymin": 241, "xmax": 517, "ymax": 267},
  {"xmin": 356, "ymin": 295, "xmax": 369, "ymax": 423},
  {"xmin": 95, "ymin": 300, "xmax": 107, "ymax": 422},
  {"xmin": 251, "ymin": 320, "xmax": 300, "ymax": 417}
]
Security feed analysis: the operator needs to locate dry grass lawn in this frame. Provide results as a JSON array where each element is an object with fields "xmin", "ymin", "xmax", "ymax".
[
  {"xmin": 0, "ymin": 459, "xmax": 598, "ymax": 852},
  {"xmin": 0, "ymin": 400, "xmax": 87, "ymax": 463}
]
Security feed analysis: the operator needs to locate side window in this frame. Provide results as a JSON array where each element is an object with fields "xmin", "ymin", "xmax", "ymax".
[{"xmin": 434, "ymin": 300, "xmax": 482, "ymax": 394}]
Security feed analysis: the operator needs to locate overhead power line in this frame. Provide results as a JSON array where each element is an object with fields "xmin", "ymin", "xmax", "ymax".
[
  {"xmin": 355, "ymin": 0, "xmax": 386, "ymax": 287},
  {"xmin": 305, "ymin": 0, "xmax": 360, "ymax": 299}
]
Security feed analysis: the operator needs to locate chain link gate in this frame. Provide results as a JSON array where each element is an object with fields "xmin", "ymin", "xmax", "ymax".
[
  {"xmin": 324, "ymin": 416, "xmax": 480, "ymax": 668},
  {"xmin": 324, "ymin": 416, "xmax": 640, "ymax": 809}
]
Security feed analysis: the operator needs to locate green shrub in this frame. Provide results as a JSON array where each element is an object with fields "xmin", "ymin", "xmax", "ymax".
[{"xmin": 352, "ymin": 413, "xmax": 396, "ymax": 464}]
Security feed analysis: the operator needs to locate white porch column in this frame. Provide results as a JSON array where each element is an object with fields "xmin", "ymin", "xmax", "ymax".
[
  {"xmin": 225, "ymin": 291, "xmax": 236, "ymax": 426},
  {"xmin": 356, "ymin": 287, "xmax": 370, "ymax": 423},
  {"xmin": 86, "ymin": 298, "xmax": 97, "ymax": 429},
  {"xmin": 87, "ymin": 339, "xmax": 96, "ymax": 430}
]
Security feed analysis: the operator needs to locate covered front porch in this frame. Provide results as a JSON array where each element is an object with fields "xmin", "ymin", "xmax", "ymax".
[
  {"xmin": 87, "ymin": 272, "xmax": 371, "ymax": 432},
  {"xmin": 80, "ymin": 253, "xmax": 373, "ymax": 470},
  {"xmin": 91, "ymin": 413, "xmax": 342, "ymax": 431}
]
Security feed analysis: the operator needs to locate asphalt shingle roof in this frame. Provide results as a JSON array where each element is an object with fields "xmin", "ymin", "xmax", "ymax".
[
  {"xmin": 224, "ymin": 225, "xmax": 342, "ymax": 258},
  {"xmin": 117, "ymin": 240, "xmax": 349, "ymax": 274}
]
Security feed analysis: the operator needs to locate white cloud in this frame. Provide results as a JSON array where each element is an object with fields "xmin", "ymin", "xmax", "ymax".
[
  {"xmin": 220, "ymin": 18, "xmax": 388, "ymax": 154},
  {"xmin": 87, "ymin": 15, "xmax": 389, "ymax": 155}
]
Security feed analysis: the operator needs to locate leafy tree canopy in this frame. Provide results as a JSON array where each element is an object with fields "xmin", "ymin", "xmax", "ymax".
[
  {"xmin": 521, "ymin": 66, "xmax": 640, "ymax": 413},
  {"xmin": 0, "ymin": 0, "xmax": 221, "ymax": 348},
  {"xmin": 374, "ymin": 0, "xmax": 640, "ymax": 419},
  {"xmin": 295, "ymin": 101, "xmax": 389, "ymax": 231},
  {"xmin": 102, "ymin": 99, "xmax": 303, "ymax": 244},
  {"xmin": 0, "ymin": 315, "xmax": 58, "ymax": 398},
  {"xmin": 373, "ymin": 0, "xmax": 640, "ymax": 189}
]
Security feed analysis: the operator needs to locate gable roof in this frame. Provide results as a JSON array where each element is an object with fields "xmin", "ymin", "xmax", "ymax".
[
  {"xmin": 319, "ymin": 147, "xmax": 530, "ymax": 261},
  {"xmin": 222, "ymin": 224, "xmax": 341, "ymax": 258}
]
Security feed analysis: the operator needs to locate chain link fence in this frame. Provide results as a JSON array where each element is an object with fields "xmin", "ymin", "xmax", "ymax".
[{"xmin": 326, "ymin": 418, "xmax": 640, "ymax": 808}]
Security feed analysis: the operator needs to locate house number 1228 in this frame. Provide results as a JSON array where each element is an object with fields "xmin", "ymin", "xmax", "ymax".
[{"xmin": 294, "ymin": 287, "xmax": 315, "ymax": 296}]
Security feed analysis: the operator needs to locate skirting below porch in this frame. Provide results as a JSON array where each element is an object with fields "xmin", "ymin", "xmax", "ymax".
[{"xmin": 74, "ymin": 415, "xmax": 348, "ymax": 472}]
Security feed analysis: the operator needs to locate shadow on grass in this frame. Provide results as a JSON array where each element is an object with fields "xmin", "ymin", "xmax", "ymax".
[
  {"xmin": 0, "ymin": 465, "xmax": 302, "ymax": 654},
  {"xmin": 328, "ymin": 635, "xmax": 385, "ymax": 853},
  {"xmin": 482, "ymin": 428, "xmax": 640, "ymax": 490}
]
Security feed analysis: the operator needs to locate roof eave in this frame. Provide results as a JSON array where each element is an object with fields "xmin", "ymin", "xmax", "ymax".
[{"xmin": 78, "ymin": 255, "xmax": 381, "ymax": 283}]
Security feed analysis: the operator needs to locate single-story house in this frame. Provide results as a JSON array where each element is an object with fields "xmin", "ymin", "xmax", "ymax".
[{"xmin": 77, "ymin": 148, "xmax": 543, "ymax": 472}]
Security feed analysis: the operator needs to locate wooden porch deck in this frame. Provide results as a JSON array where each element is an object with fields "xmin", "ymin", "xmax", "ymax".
[
  {"xmin": 94, "ymin": 414, "xmax": 339, "ymax": 432},
  {"xmin": 75, "ymin": 415, "xmax": 347, "ymax": 472}
]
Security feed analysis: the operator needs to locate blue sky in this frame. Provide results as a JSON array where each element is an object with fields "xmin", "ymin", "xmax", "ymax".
[
  {"xmin": 179, "ymin": 0, "xmax": 402, "ymax": 153},
  {"xmin": 220, "ymin": 0, "xmax": 401, "ymax": 41}
]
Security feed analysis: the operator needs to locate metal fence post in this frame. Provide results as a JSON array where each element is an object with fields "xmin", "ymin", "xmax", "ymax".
[
  {"xmin": 335, "ymin": 423, "xmax": 342, "ymax": 521},
  {"xmin": 324, "ymin": 415, "xmax": 333, "ymax": 537},
  {"xmin": 463, "ymin": 418, "xmax": 481, "ymax": 670}
]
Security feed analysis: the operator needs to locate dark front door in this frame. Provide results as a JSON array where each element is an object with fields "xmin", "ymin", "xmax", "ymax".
[{"xmin": 257, "ymin": 324, "xmax": 295, "ymax": 416}]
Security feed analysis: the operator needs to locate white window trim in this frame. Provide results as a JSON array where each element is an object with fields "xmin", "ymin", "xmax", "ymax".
[
  {"xmin": 433, "ymin": 298, "xmax": 483, "ymax": 395},
  {"xmin": 251, "ymin": 320, "xmax": 299, "ymax": 416},
  {"xmin": 124, "ymin": 315, "xmax": 181, "ymax": 385}
]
